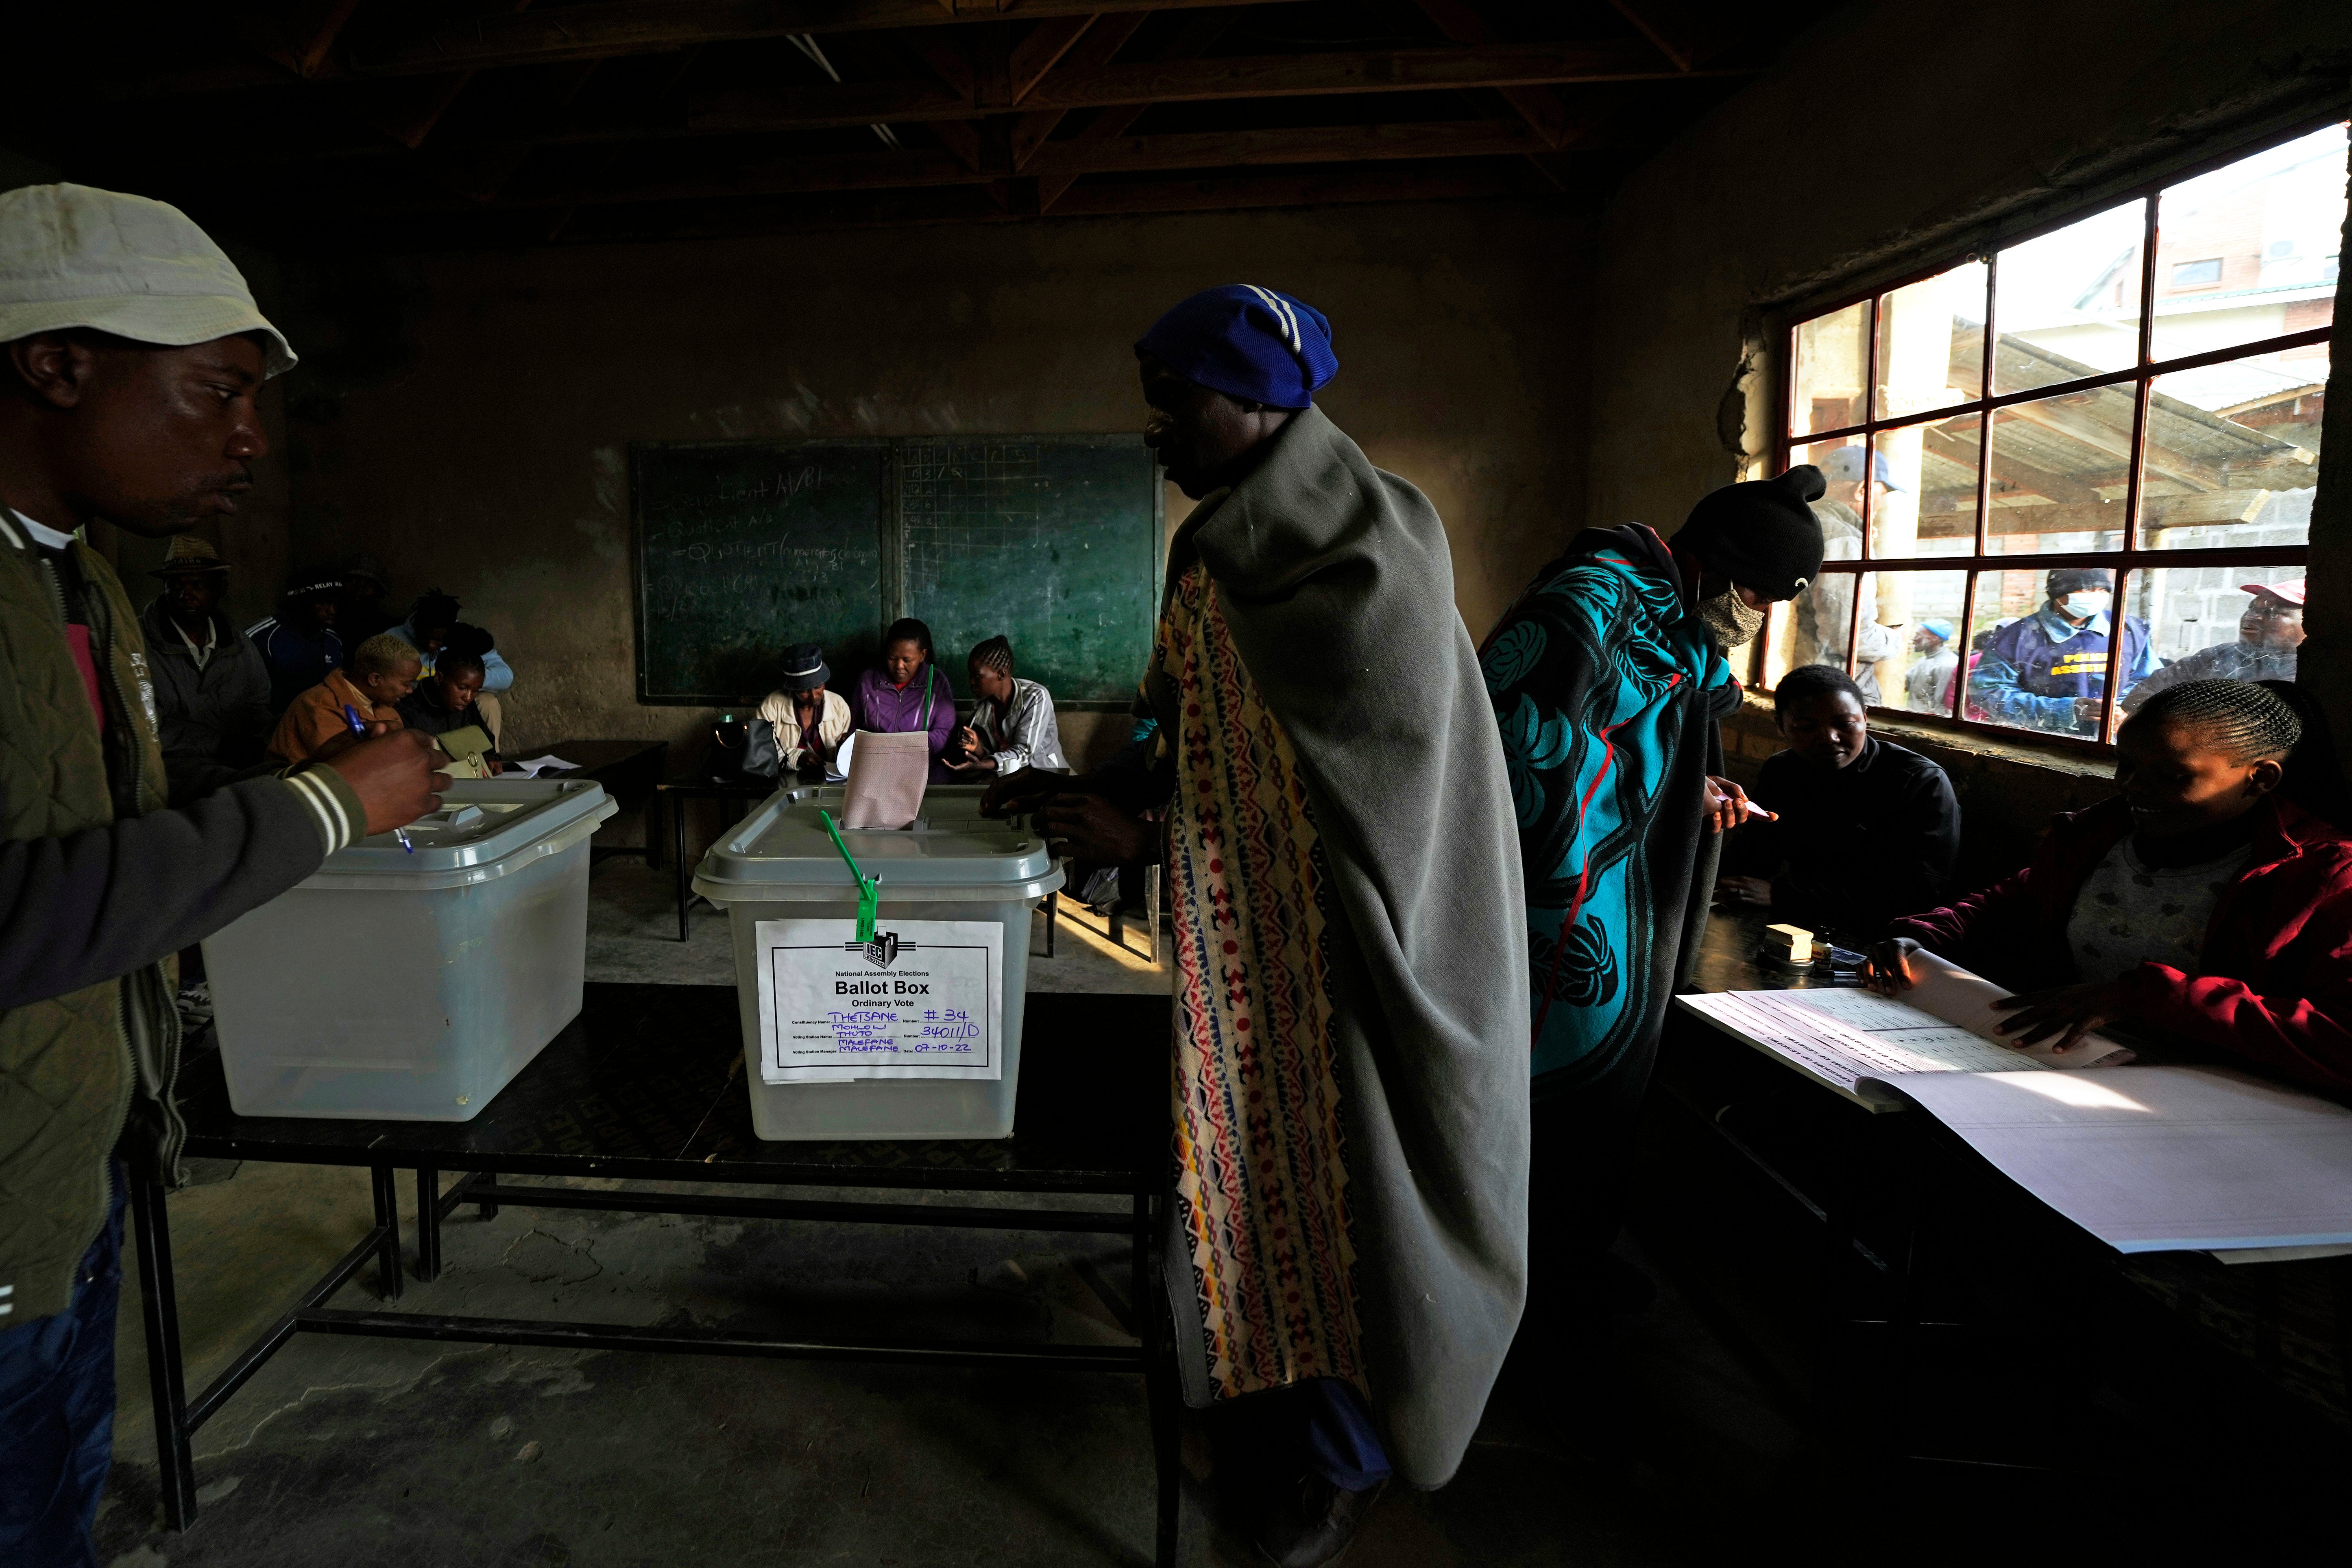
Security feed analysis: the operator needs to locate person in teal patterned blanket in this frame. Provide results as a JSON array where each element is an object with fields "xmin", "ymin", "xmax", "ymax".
[{"xmin": 1483, "ymin": 467, "xmax": 1824, "ymax": 1351}]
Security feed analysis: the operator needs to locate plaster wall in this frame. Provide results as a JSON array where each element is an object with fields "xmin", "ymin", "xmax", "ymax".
[{"xmin": 277, "ymin": 199, "xmax": 1591, "ymax": 781}]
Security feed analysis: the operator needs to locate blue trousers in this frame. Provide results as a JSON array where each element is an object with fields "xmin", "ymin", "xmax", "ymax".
[
  {"xmin": 0, "ymin": 1172, "xmax": 125, "ymax": 1568},
  {"xmin": 1295, "ymin": 1378, "xmax": 1393, "ymax": 1492}
]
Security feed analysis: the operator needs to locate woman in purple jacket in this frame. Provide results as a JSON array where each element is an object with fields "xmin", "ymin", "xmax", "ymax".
[{"xmin": 851, "ymin": 617, "xmax": 960, "ymax": 779}]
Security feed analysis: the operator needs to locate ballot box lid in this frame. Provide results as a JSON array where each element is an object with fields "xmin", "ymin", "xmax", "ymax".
[
  {"xmin": 693, "ymin": 784, "xmax": 1059, "ymax": 896},
  {"xmin": 311, "ymin": 777, "xmax": 616, "ymax": 886}
]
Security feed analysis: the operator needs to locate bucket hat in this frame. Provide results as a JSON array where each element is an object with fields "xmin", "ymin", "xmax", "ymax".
[{"xmin": 0, "ymin": 184, "xmax": 296, "ymax": 375}]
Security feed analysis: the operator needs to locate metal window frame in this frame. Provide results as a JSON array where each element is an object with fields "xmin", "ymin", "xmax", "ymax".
[{"xmin": 1762, "ymin": 115, "xmax": 2344, "ymax": 754}]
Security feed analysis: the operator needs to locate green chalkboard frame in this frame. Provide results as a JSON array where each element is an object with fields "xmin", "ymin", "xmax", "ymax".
[{"xmin": 630, "ymin": 434, "xmax": 1164, "ymax": 710}]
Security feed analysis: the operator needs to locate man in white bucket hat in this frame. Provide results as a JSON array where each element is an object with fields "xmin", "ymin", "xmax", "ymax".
[{"xmin": 0, "ymin": 184, "xmax": 446, "ymax": 1564}]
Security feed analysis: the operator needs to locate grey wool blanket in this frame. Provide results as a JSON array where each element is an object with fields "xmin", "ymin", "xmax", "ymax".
[{"xmin": 1158, "ymin": 405, "xmax": 1531, "ymax": 1487}]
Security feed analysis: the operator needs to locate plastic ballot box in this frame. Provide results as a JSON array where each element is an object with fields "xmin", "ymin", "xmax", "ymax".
[
  {"xmin": 691, "ymin": 785, "xmax": 1064, "ymax": 1140},
  {"xmin": 205, "ymin": 778, "xmax": 617, "ymax": 1120}
]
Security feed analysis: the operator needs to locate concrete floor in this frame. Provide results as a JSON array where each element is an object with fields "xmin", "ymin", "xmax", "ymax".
[{"xmin": 93, "ymin": 866, "xmax": 1800, "ymax": 1567}]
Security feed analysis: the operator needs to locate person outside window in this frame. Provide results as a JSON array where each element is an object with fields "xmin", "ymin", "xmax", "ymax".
[
  {"xmin": 1790, "ymin": 445, "xmax": 1901, "ymax": 676},
  {"xmin": 0, "ymin": 182, "xmax": 442, "ymax": 1567},
  {"xmin": 949, "ymin": 635, "xmax": 1066, "ymax": 776},
  {"xmin": 1905, "ymin": 618, "xmax": 1959, "ymax": 714},
  {"xmin": 2121, "ymin": 580, "xmax": 2305, "ymax": 711},
  {"xmin": 1971, "ymin": 567, "xmax": 2156, "ymax": 735},
  {"xmin": 851, "ymin": 618, "xmax": 958, "ymax": 779},
  {"xmin": 139, "ymin": 534, "xmax": 273, "ymax": 804},
  {"xmin": 1717, "ymin": 664, "xmax": 1961, "ymax": 938},
  {"xmin": 746, "ymin": 642, "xmax": 852, "ymax": 778}
]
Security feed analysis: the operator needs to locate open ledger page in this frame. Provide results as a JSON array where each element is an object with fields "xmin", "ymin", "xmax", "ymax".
[
  {"xmin": 1678, "ymin": 952, "xmax": 2130, "ymax": 1108},
  {"xmin": 1875, "ymin": 1066, "xmax": 2352, "ymax": 1255}
]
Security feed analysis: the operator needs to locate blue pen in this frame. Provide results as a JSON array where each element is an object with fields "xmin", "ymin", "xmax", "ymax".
[{"xmin": 340, "ymin": 704, "xmax": 415, "ymax": 853}]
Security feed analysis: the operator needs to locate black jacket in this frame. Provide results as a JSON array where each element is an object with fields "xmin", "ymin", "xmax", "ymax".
[
  {"xmin": 140, "ymin": 598, "xmax": 274, "ymax": 805},
  {"xmin": 1723, "ymin": 736, "xmax": 1961, "ymax": 938}
]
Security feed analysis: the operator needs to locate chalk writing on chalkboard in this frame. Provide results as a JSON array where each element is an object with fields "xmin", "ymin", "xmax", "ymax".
[{"xmin": 632, "ymin": 436, "xmax": 1159, "ymax": 707}]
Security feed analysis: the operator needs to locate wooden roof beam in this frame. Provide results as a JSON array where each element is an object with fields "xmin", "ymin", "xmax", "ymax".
[
  {"xmin": 342, "ymin": 0, "xmax": 1270, "ymax": 78},
  {"xmin": 1408, "ymin": 0, "xmax": 1571, "ymax": 148},
  {"xmin": 313, "ymin": 120, "xmax": 1553, "ymax": 212},
  {"xmin": 694, "ymin": 39, "xmax": 1738, "ymax": 132},
  {"xmin": 1607, "ymin": 0, "xmax": 1692, "ymax": 73}
]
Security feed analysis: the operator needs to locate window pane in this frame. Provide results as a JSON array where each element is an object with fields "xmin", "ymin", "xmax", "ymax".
[
  {"xmin": 1793, "ymin": 436, "xmax": 1868, "ymax": 563},
  {"xmin": 1876, "ymin": 260, "xmax": 1987, "ymax": 417},
  {"xmin": 2137, "ymin": 336, "xmax": 2326, "ymax": 548},
  {"xmin": 1861, "ymin": 569, "xmax": 1970, "ymax": 715},
  {"xmin": 1872, "ymin": 415, "xmax": 1978, "ymax": 558},
  {"xmin": 1962, "ymin": 566, "xmax": 2143, "ymax": 738},
  {"xmin": 2118, "ymin": 563, "xmax": 2306, "ymax": 715},
  {"xmin": 1983, "ymin": 388, "xmax": 2134, "ymax": 556},
  {"xmin": 1774, "ymin": 567, "xmax": 1860, "ymax": 685},
  {"xmin": 1993, "ymin": 200, "xmax": 2146, "ymax": 394},
  {"xmin": 1791, "ymin": 300, "xmax": 1870, "ymax": 436},
  {"xmin": 2149, "ymin": 122, "xmax": 2346, "ymax": 364}
]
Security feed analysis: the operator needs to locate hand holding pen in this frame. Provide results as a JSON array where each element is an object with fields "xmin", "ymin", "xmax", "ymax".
[
  {"xmin": 340, "ymin": 704, "xmax": 417, "ymax": 851},
  {"xmin": 1701, "ymin": 775, "xmax": 1779, "ymax": 833}
]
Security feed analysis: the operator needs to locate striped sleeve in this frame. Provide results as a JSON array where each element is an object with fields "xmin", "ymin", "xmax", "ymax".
[{"xmin": 275, "ymin": 763, "xmax": 366, "ymax": 852}]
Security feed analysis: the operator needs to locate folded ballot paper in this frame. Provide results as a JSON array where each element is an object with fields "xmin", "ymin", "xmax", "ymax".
[
  {"xmin": 1677, "ymin": 950, "xmax": 2132, "ymax": 1110},
  {"xmin": 839, "ymin": 729, "xmax": 929, "ymax": 829}
]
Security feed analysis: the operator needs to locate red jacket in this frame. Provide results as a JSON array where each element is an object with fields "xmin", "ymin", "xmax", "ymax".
[{"xmin": 1891, "ymin": 796, "xmax": 2352, "ymax": 1094}]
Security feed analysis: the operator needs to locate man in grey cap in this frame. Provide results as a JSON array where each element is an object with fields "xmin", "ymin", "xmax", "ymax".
[{"xmin": 0, "ymin": 183, "xmax": 446, "ymax": 1564}]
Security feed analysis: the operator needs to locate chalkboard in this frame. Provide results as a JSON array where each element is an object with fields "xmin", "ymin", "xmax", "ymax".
[
  {"xmin": 899, "ymin": 436, "xmax": 1161, "ymax": 707},
  {"xmin": 632, "ymin": 441, "xmax": 888, "ymax": 703},
  {"xmin": 632, "ymin": 434, "xmax": 1161, "ymax": 708}
]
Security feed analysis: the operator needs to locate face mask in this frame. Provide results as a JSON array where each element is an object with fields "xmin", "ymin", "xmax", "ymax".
[
  {"xmin": 1696, "ymin": 587, "xmax": 1766, "ymax": 648},
  {"xmin": 2061, "ymin": 592, "xmax": 2109, "ymax": 618}
]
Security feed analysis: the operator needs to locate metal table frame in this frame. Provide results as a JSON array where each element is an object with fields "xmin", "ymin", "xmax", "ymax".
[
  {"xmin": 135, "ymin": 987, "xmax": 1183, "ymax": 1565},
  {"xmin": 656, "ymin": 778, "xmax": 774, "ymax": 940}
]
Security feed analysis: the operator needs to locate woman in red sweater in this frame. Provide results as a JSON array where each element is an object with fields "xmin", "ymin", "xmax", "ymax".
[{"xmin": 1868, "ymin": 679, "xmax": 2352, "ymax": 1095}]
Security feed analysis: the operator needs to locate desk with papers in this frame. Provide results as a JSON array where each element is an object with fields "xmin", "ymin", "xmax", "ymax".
[{"xmin": 1649, "ymin": 908, "xmax": 2352, "ymax": 1453}]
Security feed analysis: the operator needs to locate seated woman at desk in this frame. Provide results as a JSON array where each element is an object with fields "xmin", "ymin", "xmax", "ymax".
[
  {"xmin": 746, "ymin": 641, "xmax": 852, "ymax": 778},
  {"xmin": 851, "ymin": 618, "xmax": 959, "ymax": 779},
  {"xmin": 1716, "ymin": 663, "xmax": 1960, "ymax": 938},
  {"xmin": 397, "ymin": 627, "xmax": 502, "ymax": 774},
  {"xmin": 947, "ymin": 635, "xmax": 1066, "ymax": 777},
  {"xmin": 1869, "ymin": 679, "xmax": 2352, "ymax": 1093}
]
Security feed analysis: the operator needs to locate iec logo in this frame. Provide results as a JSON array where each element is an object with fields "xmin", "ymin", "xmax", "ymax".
[{"xmin": 854, "ymin": 932, "xmax": 901, "ymax": 968}]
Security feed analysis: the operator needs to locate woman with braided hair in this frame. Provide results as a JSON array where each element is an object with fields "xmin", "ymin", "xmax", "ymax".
[
  {"xmin": 1869, "ymin": 679, "xmax": 2352, "ymax": 1093},
  {"xmin": 949, "ymin": 634, "xmax": 1065, "ymax": 775}
]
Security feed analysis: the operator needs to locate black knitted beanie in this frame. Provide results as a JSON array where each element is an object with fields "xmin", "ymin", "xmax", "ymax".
[{"xmin": 1675, "ymin": 465, "xmax": 1829, "ymax": 599}]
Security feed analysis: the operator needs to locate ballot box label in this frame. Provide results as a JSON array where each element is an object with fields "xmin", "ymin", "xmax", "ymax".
[{"xmin": 753, "ymin": 919, "xmax": 1003, "ymax": 1082}]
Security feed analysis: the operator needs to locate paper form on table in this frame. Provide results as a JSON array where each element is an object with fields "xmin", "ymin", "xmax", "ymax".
[{"xmin": 1678, "ymin": 953, "xmax": 2130, "ymax": 1109}]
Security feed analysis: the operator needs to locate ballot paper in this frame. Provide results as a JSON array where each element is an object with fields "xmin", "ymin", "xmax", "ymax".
[
  {"xmin": 1678, "ymin": 951, "xmax": 2130, "ymax": 1111},
  {"xmin": 751, "ymin": 917, "xmax": 1003, "ymax": 1082},
  {"xmin": 839, "ymin": 730, "xmax": 928, "ymax": 829},
  {"xmin": 510, "ymin": 755, "xmax": 580, "ymax": 777}
]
